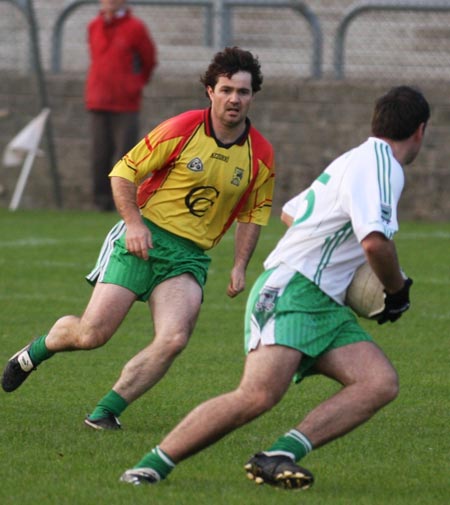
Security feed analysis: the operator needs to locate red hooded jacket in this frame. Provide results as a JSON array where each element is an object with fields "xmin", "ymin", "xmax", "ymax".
[{"xmin": 85, "ymin": 9, "xmax": 157, "ymax": 112}]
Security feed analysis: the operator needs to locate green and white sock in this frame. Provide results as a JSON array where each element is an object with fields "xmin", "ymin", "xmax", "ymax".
[
  {"xmin": 134, "ymin": 446, "xmax": 176, "ymax": 480},
  {"xmin": 29, "ymin": 335, "xmax": 54, "ymax": 365},
  {"xmin": 265, "ymin": 429, "xmax": 313, "ymax": 461},
  {"xmin": 88, "ymin": 390, "xmax": 128, "ymax": 420}
]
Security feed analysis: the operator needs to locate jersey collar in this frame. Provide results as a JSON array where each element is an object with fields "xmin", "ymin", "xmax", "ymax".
[{"xmin": 205, "ymin": 108, "xmax": 251, "ymax": 148}]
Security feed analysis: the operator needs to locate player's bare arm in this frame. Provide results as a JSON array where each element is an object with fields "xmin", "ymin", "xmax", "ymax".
[
  {"xmin": 111, "ymin": 176, "xmax": 153, "ymax": 259},
  {"xmin": 281, "ymin": 210, "xmax": 293, "ymax": 227},
  {"xmin": 361, "ymin": 231, "xmax": 405, "ymax": 293},
  {"xmin": 227, "ymin": 222, "xmax": 261, "ymax": 297}
]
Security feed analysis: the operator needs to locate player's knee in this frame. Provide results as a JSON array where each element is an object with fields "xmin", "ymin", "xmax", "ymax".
[
  {"xmin": 157, "ymin": 331, "xmax": 189, "ymax": 357},
  {"xmin": 382, "ymin": 371, "xmax": 400, "ymax": 404},
  {"xmin": 370, "ymin": 369, "xmax": 399, "ymax": 407}
]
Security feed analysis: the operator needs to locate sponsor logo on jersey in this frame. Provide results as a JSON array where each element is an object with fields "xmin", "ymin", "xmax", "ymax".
[
  {"xmin": 231, "ymin": 167, "xmax": 244, "ymax": 186},
  {"xmin": 210, "ymin": 153, "xmax": 229, "ymax": 162},
  {"xmin": 185, "ymin": 185, "xmax": 220, "ymax": 217},
  {"xmin": 187, "ymin": 157, "xmax": 204, "ymax": 172}
]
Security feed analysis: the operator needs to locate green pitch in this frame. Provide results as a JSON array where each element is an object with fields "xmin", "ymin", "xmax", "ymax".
[{"xmin": 0, "ymin": 209, "xmax": 449, "ymax": 505}]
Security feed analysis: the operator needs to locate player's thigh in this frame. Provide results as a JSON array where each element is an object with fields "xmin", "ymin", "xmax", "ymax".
[
  {"xmin": 150, "ymin": 273, "xmax": 203, "ymax": 337},
  {"xmin": 81, "ymin": 282, "xmax": 138, "ymax": 342},
  {"xmin": 239, "ymin": 344, "xmax": 302, "ymax": 405},
  {"xmin": 314, "ymin": 340, "xmax": 397, "ymax": 387}
]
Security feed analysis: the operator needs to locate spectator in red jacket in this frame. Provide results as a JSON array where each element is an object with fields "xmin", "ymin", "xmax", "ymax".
[{"xmin": 85, "ymin": 0, "xmax": 158, "ymax": 211}]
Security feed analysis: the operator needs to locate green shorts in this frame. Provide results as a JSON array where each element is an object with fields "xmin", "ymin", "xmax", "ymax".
[
  {"xmin": 86, "ymin": 219, "xmax": 211, "ymax": 301},
  {"xmin": 244, "ymin": 265, "xmax": 373, "ymax": 382}
]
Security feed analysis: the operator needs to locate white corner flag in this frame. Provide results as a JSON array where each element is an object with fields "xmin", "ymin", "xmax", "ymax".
[{"xmin": 2, "ymin": 108, "xmax": 51, "ymax": 210}]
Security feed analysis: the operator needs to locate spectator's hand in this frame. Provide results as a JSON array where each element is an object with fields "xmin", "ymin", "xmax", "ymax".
[
  {"xmin": 378, "ymin": 278, "xmax": 413, "ymax": 324},
  {"xmin": 125, "ymin": 222, "xmax": 153, "ymax": 260}
]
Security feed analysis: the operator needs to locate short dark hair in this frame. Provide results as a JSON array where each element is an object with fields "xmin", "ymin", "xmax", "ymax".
[
  {"xmin": 200, "ymin": 46, "xmax": 263, "ymax": 94},
  {"xmin": 371, "ymin": 86, "xmax": 430, "ymax": 140}
]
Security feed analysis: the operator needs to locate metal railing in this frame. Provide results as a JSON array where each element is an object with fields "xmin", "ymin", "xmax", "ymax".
[
  {"xmin": 219, "ymin": 0, "xmax": 323, "ymax": 78},
  {"xmin": 334, "ymin": 0, "xmax": 450, "ymax": 79},
  {"xmin": 51, "ymin": 0, "xmax": 215, "ymax": 73},
  {"xmin": 38, "ymin": 0, "xmax": 450, "ymax": 81},
  {"xmin": 51, "ymin": 0, "xmax": 323, "ymax": 79}
]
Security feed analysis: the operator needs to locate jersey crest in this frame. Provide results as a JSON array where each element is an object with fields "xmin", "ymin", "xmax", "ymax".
[{"xmin": 187, "ymin": 157, "xmax": 204, "ymax": 172}]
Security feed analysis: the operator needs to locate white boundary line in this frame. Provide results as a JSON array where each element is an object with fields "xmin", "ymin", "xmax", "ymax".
[{"xmin": 0, "ymin": 237, "xmax": 100, "ymax": 247}]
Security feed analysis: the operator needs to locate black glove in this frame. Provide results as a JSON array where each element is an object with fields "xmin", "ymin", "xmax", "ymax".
[{"xmin": 377, "ymin": 278, "xmax": 413, "ymax": 325}]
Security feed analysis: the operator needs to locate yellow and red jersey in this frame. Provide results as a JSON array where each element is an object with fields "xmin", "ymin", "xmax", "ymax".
[{"xmin": 109, "ymin": 108, "xmax": 275, "ymax": 250}]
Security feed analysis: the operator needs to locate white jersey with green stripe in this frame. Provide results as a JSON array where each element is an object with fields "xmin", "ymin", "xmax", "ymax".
[{"xmin": 264, "ymin": 137, "xmax": 403, "ymax": 304}]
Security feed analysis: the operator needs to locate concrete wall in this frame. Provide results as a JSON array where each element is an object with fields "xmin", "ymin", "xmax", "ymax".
[{"xmin": 0, "ymin": 73, "xmax": 449, "ymax": 220}]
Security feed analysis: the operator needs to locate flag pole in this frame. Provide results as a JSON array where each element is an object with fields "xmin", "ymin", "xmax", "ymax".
[
  {"xmin": 9, "ymin": 149, "xmax": 39, "ymax": 210},
  {"xmin": 18, "ymin": 0, "xmax": 63, "ymax": 208}
]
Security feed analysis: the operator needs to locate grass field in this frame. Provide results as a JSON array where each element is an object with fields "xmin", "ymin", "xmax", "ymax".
[{"xmin": 0, "ymin": 209, "xmax": 449, "ymax": 505}]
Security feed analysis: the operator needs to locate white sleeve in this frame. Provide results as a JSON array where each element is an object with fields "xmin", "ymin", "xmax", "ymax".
[
  {"xmin": 282, "ymin": 192, "xmax": 305, "ymax": 218},
  {"xmin": 341, "ymin": 151, "xmax": 403, "ymax": 242}
]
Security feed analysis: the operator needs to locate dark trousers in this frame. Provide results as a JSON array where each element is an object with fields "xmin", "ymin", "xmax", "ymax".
[{"xmin": 89, "ymin": 110, "xmax": 139, "ymax": 211}]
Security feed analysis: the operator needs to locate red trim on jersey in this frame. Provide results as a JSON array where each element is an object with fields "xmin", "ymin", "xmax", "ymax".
[{"xmin": 136, "ymin": 109, "xmax": 208, "ymax": 207}]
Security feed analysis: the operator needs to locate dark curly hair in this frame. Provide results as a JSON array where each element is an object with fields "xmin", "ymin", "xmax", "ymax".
[
  {"xmin": 200, "ymin": 47, "xmax": 263, "ymax": 95},
  {"xmin": 371, "ymin": 86, "xmax": 430, "ymax": 140}
]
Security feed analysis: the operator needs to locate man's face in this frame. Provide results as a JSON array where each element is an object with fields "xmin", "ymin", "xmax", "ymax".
[
  {"xmin": 100, "ymin": 0, "xmax": 126, "ymax": 15},
  {"xmin": 207, "ymin": 71, "xmax": 254, "ymax": 129}
]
